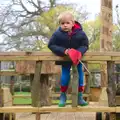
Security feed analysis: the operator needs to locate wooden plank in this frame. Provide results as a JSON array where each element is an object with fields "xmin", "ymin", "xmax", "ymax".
[
  {"xmin": 0, "ymin": 89, "xmax": 3, "ymax": 107},
  {"xmin": 116, "ymin": 96, "xmax": 120, "ymax": 106},
  {"xmin": 12, "ymin": 93, "xmax": 89, "ymax": 99},
  {"xmin": 116, "ymin": 107, "xmax": 120, "ymax": 112},
  {"xmin": 100, "ymin": 61, "xmax": 108, "ymax": 87},
  {"xmin": 31, "ymin": 61, "xmax": 42, "ymax": 107},
  {"xmin": 9, "ymin": 113, "xmax": 12, "ymax": 120},
  {"xmin": 1, "ymin": 51, "xmax": 120, "ymax": 61},
  {"xmin": 0, "ymin": 55, "xmax": 112, "ymax": 61},
  {"xmin": 13, "ymin": 95, "xmax": 31, "ymax": 98},
  {"xmin": 90, "ymin": 88, "xmax": 102, "ymax": 102},
  {"xmin": 0, "ymin": 51, "xmax": 120, "ymax": 56},
  {"xmin": 0, "ymin": 71, "xmax": 60, "ymax": 76},
  {"xmin": 0, "ymin": 106, "xmax": 117, "ymax": 113},
  {"xmin": 87, "ymin": 61, "xmax": 108, "ymax": 64},
  {"xmin": 71, "ymin": 66, "xmax": 78, "ymax": 107},
  {"xmin": 52, "ymin": 93, "xmax": 89, "ymax": 98},
  {"xmin": 110, "ymin": 113, "xmax": 116, "ymax": 120},
  {"xmin": 16, "ymin": 61, "xmax": 61, "ymax": 74},
  {"xmin": 0, "ymin": 52, "xmax": 120, "ymax": 61},
  {"xmin": 0, "ymin": 71, "xmax": 30, "ymax": 76},
  {"xmin": 0, "ymin": 71, "xmax": 89, "ymax": 76},
  {"xmin": 107, "ymin": 61, "xmax": 116, "ymax": 107}
]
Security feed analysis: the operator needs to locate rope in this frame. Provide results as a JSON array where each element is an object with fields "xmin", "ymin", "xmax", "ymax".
[{"xmin": 79, "ymin": 60, "xmax": 91, "ymax": 75}]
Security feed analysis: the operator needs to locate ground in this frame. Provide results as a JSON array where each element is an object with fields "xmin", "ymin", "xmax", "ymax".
[{"xmin": 16, "ymin": 112, "xmax": 95, "ymax": 120}]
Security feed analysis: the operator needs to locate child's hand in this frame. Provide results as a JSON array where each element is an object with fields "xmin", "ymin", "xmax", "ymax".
[
  {"xmin": 68, "ymin": 48, "xmax": 82, "ymax": 65},
  {"xmin": 64, "ymin": 49, "xmax": 69, "ymax": 55}
]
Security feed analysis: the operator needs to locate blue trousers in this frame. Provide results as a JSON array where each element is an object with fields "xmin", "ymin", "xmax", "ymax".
[{"xmin": 60, "ymin": 63, "xmax": 84, "ymax": 92}]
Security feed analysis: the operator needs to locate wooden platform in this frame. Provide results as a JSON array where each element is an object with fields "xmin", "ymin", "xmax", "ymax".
[{"xmin": 0, "ymin": 103, "xmax": 119, "ymax": 113}]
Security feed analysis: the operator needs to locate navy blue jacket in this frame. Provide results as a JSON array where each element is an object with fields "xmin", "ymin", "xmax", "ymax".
[{"xmin": 48, "ymin": 21, "xmax": 89, "ymax": 65}]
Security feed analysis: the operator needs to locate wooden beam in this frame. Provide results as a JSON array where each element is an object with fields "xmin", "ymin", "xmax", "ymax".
[
  {"xmin": 0, "ymin": 55, "xmax": 111, "ymax": 61},
  {"xmin": 12, "ymin": 93, "xmax": 89, "ymax": 99},
  {"xmin": 12, "ymin": 95, "xmax": 31, "ymax": 98},
  {"xmin": 0, "ymin": 106, "xmax": 117, "ymax": 113},
  {"xmin": 0, "ymin": 71, "xmax": 24, "ymax": 76},
  {"xmin": 0, "ymin": 71, "xmax": 59, "ymax": 76},
  {"xmin": 0, "ymin": 51, "xmax": 120, "ymax": 56},
  {"xmin": 0, "ymin": 52, "xmax": 120, "ymax": 61}
]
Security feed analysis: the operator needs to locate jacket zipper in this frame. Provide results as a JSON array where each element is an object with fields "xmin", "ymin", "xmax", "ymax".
[{"xmin": 68, "ymin": 34, "xmax": 72, "ymax": 48}]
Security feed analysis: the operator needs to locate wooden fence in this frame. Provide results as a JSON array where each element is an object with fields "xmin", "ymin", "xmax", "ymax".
[{"xmin": 0, "ymin": 51, "xmax": 120, "ymax": 120}]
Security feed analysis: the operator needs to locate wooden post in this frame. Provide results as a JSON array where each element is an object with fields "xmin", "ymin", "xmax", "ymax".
[
  {"xmin": 39, "ymin": 74, "xmax": 51, "ymax": 106},
  {"xmin": 110, "ymin": 113, "xmax": 116, "ymax": 120},
  {"xmin": 100, "ymin": 0, "xmax": 113, "ymax": 51},
  {"xmin": 100, "ymin": 61, "xmax": 108, "ymax": 87},
  {"xmin": 0, "ymin": 61, "xmax": 1, "ymax": 89},
  {"xmin": 36, "ymin": 113, "xmax": 41, "ymax": 120},
  {"xmin": 10, "ymin": 76, "xmax": 14, "ymax": 96},
  {"xmin": 107, "ymin": 61, "xmax": 116, "ymax": 107},
  {"xmin": 31, "ymin": 61, "xmax": 42, "ymax": 107},
  {"xmin": 30, "ymin": 74, "xmax": 34, "ymax": 91},
  {"xmin": 84, "ymin": 62, "xmax": 90, "ymax": 94},
  {"xmin": 31, "ymin": 61, "xmax": 51, "ymax": 107},
  {"xmin": 71, "ymin": 66, "xmax": 78, "ymax": 107},
  {"xmin": 100, "ymin": 0, "xmax": 115, "ymax": 119},
  {"xmin": 107, "ymin": 61, "xmax": 117, "ymax": 120}
]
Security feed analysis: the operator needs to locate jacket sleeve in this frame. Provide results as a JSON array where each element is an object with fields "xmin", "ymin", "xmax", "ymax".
[
  {"xmin": 77, "ymin": 31, "xmax": 89, "ymax": 55},
  {"xmin": 48, "ymin": 34, "xmax": 66, "ymax": 56}
]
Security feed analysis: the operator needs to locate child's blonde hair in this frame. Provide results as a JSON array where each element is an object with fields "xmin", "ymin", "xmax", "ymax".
[{"xmin": 58, "ymin": 11, "xmax": 74, "ymax": 23}]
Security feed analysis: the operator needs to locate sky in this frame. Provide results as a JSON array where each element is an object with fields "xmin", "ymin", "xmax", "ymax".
[
  {"xmin": 1, "ymin": 0, "xmax": 120, "ymax": 22},
  {"xmin": 62, "ymin": 0, "xmax": 120, "ymax": 22},
  {"xmin": 0, "ymin": 0, "xmax": 120, "ymax": 45}
]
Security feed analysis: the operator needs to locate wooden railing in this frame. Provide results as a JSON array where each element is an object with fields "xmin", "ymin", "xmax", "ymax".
[
  {"xmin": 0, "ymin": 51, "xmax": 119, "ymax": 61},
  {"xmin": 0, "ymin": 51, "xmax": 120, "ymax": 120}
]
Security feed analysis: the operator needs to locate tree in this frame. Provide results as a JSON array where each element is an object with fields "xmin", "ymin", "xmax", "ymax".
[
  {"xmin": 83, "ymin": 16, "xmax": 101, "ymax": 51},
  {"xmin": 0, "ymin": 0, "xmax": 57, "ymax": 51},
  {"xmin": 0, "ymin": 0, "xmax": 89, "ymax": 51}
]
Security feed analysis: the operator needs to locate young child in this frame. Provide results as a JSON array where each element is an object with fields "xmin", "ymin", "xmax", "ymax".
[{"xmin": 48, "ymin": 11, "xmax": 89, "ymax": 107}]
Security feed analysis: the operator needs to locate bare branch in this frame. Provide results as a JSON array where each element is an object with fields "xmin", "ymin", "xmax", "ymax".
[
  {"xmin": 28, "ymin": 0, "xmax": 39, "ymax": 9},
  {"xmin": 19, "ymin": 0, "xmax": 32, "ymax": 14}
]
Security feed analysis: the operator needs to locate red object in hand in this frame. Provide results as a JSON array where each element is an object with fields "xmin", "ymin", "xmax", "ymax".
[{"xmin": 68, "ymin": 48, "xmax": 82, "ymax": 65}]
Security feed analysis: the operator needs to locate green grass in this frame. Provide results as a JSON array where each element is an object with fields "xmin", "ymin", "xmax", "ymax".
[
  {"xmin": 13, "ymin": 92, "xmax": 72, "ymax": 105},
  {"xmin": 14, "ymin": 98, "xmax": 32, "ymax": 105},
  {"xmin": 13, "ymin": 92, "xmax": 31, "ymax": 105},
  {"xmin": 15, "ymin": 92, "xmax": 31, "ymax": 95}
]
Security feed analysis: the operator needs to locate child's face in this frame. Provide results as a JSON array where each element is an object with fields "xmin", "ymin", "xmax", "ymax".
[{"xmin": 60, "ymin": 18, "xmax": 74, "ymax": 32}]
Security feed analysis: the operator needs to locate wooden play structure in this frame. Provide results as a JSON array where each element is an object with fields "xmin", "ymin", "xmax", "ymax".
[
  {"xmin": 0, "ymin": 0, "xmax": 120, "ymax": 120},
  {"xmin": 0, "ymin": 51, "xmax": 119, "ymax": 120}
]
